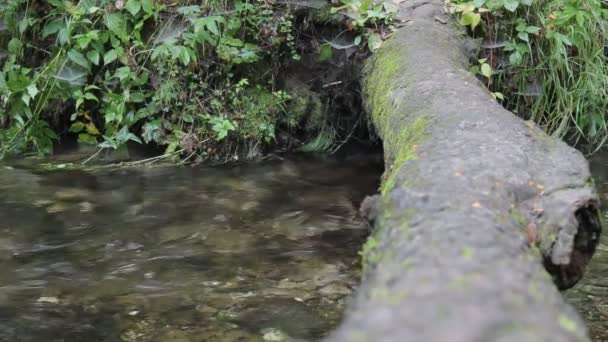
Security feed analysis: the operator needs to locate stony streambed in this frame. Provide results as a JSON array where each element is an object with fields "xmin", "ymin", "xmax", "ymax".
[{"xmin": 0, "ymin": 154, "xmax": 381, "ymax": 341}]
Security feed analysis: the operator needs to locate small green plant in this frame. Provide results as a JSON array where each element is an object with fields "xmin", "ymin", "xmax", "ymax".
[
  {"xmin": 330, "ymin": 0, "xmax": 397, "ymax": 51},
  {"xmin": 0, "ymin": 0, "xmax": 317, "ymax": 160},
  {"xmin": 449, "ymin": 0, "xmax": 608, "ymax": 150}
]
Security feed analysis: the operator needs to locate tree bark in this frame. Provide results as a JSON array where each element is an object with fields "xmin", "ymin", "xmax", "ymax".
[{"xmin": 327, "ymin": 0, "xmax": 602, "ymax": 341}]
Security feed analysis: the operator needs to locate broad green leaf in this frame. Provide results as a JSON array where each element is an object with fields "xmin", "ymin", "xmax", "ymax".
[
  {"xmin": 26, "ymin": 84, "xmax": 39, "ymax": 99},
  {"xmin": 518, "ymin": 32, "xmax": 529, "ymax": 42},
  {"xmin": 84, "ymin": 92, "xmax": 98, "ymax": 101},
  {"xmin": 125, "ymin": 0, "xmax": 141, "ymax": 16},
  {"xmin": 526, "ymin": 26, "xmax": 540, "ymax": 34},
  {"xmin": 8, "ymin": 38, "xmax": 23, "ymax": 55},
  {"xmin": 141, "ymin": 0, "xmax": 154, "ymax": 13},
  {"xmin": 460, "ymin": 12, "xmax": 481, "ymax": 29},
  {"xmin": 104, "ymin": 13, "xmax": 128, "ymax": 41},
  {"xmin": 503, "ymin": 0, "xmax": 518, "ymax": 12},
  {"xmin": 85, "ymin": 124, "xmax": 100, "ymax": 135},
  {"xmin": 113, "ymin": 66, "xmax": 131, "ymax": 81},
  {"xmin": 354, "ymin": 35, "xmax": 362, "ymax": 46},
  {"xmin": 104, "ymin": 49, "xmax": 118, "ymax": 65},
  {"xmin": 87, "ymin": 50, "xmax": 100, "ymax": 65},
  {"xmin": 69, "ymin": 122, "xmax": 85, "ymax": 133},
  {"xmin": 68, "ymin": 49, "xmax": 91, "ymax": 69},
  {"xmin": 42, "ymin": 20, "xmax": 64, "ymax": 38},
  {"xmin": 480, "ymin": 63, "xmax": 492, "ymax": 78},
  {"xmin": 78, "ymin": 133, "xmax": 98, "ymax": 144}
]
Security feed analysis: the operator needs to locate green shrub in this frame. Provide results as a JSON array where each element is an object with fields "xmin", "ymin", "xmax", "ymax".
[{"xmin": 450, "ymin": 0, "xmax": 608, "ymax": 150}]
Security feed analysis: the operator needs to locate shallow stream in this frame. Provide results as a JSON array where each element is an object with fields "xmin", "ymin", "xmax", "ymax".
[
  {"xmin": 0, "ymin": 154, "xmax": 381, "ymax": 341},
  {"xmin": 567, "ymin": 152, "xmax": 608, "ymax": 342},
  {"xmin": 3, "ymin": 149, "xmax": 608, "ymax": 341}
]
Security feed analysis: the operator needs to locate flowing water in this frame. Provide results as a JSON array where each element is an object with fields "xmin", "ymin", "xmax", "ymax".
[
  {"xmin": 0, "ymin": 153, "xmax": 381, "ymax": 341},
  {"xmin": 568, "ymin": 152, "xmax": 608, "ymax": 342}
]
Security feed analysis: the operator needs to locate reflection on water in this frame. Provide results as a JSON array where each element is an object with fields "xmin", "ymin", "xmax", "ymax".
[
  {"xmin": 0, "ymin": 154, "xmax": 381, "ymax": 341},
  {"xmin": 568, "ymin": 153, "xmax": 608, "ymax": 342}
]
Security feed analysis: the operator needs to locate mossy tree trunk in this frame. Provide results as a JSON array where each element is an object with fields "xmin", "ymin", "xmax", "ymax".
[{"xmin": 327, "ymin": 0, "xmax": 601, "ymax": 341}]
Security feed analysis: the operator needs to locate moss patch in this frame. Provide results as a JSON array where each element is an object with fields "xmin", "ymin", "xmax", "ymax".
[
  {"xmin": 381, "ymin": 117, "xmax": 429, "ymax": 194},
  {"xmin": 363, "ymin": 43, "xmax": 404, "ymax": 137}
]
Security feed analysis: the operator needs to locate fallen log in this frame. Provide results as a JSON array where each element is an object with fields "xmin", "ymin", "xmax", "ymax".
[{"xmin": 327, "ymin": 0, "xmax": 602, "ymax": 341}]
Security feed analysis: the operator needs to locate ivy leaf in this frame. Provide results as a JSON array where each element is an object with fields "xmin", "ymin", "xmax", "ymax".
[
  {"xmin": 125, "ymin": 0, "xmax": 141, "ymax": 16},
  {"xmin": 503, "ymin": 0, "xmax": 519, "ymax": 12},
  {"xmin": 142, "ymin": 120, "xmax": 162, "ymax": 143},
  {"xmin": 68, "ymin": 49, "xmax": 91, "ymax": 69},
  {"xmin": 87, "ymin": 50, "xmax": 100, "ymax": 65}
]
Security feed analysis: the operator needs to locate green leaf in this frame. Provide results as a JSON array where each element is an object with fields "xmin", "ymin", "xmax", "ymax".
[
  {"xmin": 42, "ymin": 20, "xmax": 64, "ymax": 38},
  {"xmin": 367, "ymin": 33, "xmax": 382, "ymax": 51},
  {"xmin": 142, "ymin": 120, "xmax": 162, "ymax": 143},
  {"xmin": 26, "ymin": 84, "xmax": 39, "ymax": 99},
  {"xmin": 125, "ymin": 0, "xmax": 141, "ymax": 16},
  {"xmin": 84, "ymin": 92, "xmax": 98, "ymax": 101},
  {"xmin": 525, "ymin": 26, "xmax": 540, "ymax": 34},
  {"xmin": 509, "ymin": 51, "xmax": 523, "ymax": 65},
  {"xmin": 319, "ymin": 44, "xmax": 333, "ymax": 62},
  {"xmin": 503, "ymin": 0, "xmax": 518, "ymax": 12},
  {"xmin": 480, "ymin": 63, "xmax": 492, "ymax": 78},
  {"xmin": 85, "ymin": 124, "xmax": 100, "ymax": 135},
  {"xmin": 87, "ymin": 50, "xmax": 100, "ymax": 65},
  {"xmin": 492, "ymin": 92, "xmax": 505, "ymax": 100},
  {"xmin": 78, "ymin": 133, "xmax": 98, "ymax": 144},
  {"xmin": 68, "ymin": 49, "xmax": 91, "ymax": 69},
  {"xmin": 520, "ymin": 0, "xmax": 532, "ymax": 5},
  {"xmin": 354, "ymin": 35, "xmax": 362, "ymax": 46},
  {"xmin": 141, "ymin": 0, "xmax": 154, "ymax": 13},
  {"xmin": 113, "ymin": 66, "xmax": 131, "ymax": 81},
  {"xmin": 104, "ymin": 13, "xmax": 128, "ymax": 41},
  {"xmin": 104, "ymin": 49, "xmax": 118, "ymax": 65},
  {"xmin": 460, "ymin": 12, "xmax": 481, "ymax": 29},
  {"xmin": 8, "ymin": 38, "xmax": 23, "ymax": 55},
  {"xmin": 69, "ymin": 122, "xmax": 85, "ymax": 133},
  {"xmin": 518, "ymin": 32, "xmax": 529, "ymax": 42}
]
